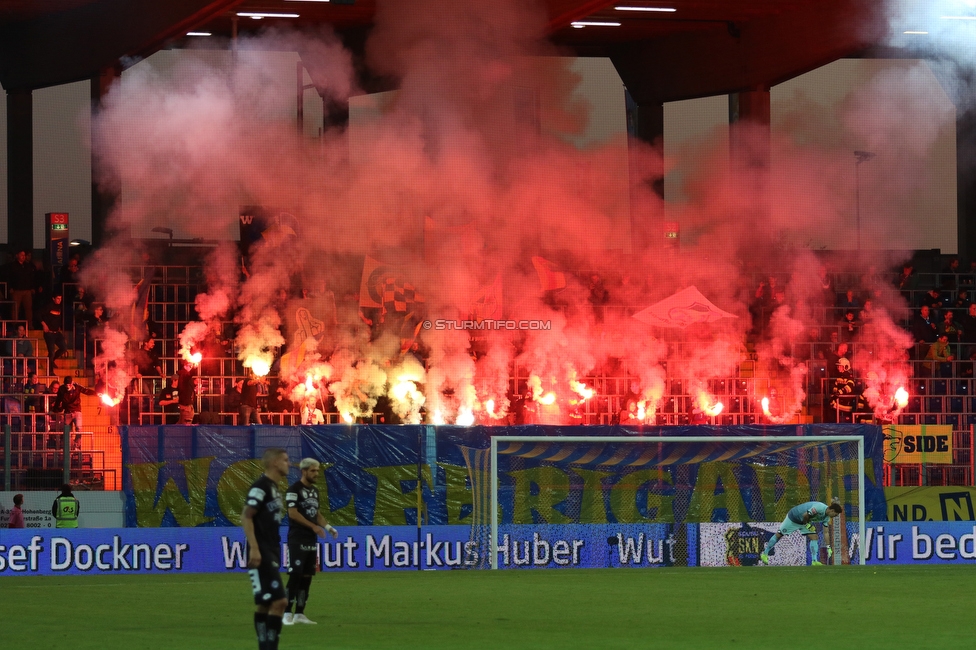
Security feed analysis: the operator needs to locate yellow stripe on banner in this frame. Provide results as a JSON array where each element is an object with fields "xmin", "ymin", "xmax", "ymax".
[
  {"xmin": 626, "ymin": 448, "xmax": 661, "ymax": 467},
  {"xmin": 574, "ymin": 445, "xmax": 606, "ymax": 465},
  {"xmin": 545, "ymin": 446, "xmax": 579, "ymax": 463},
  {"xmin": 658, "ymin": 448, "xmax": 691, "ymax": 465},
  {"xmin": 518, "ymin": 443, "xmax": 553, "ymax": 459},
  {"xmin": 595, "ymin": 446, "xmax": 632, "ymax": 467},
  {"xmin": 686, "ymin": 445, "xmax": 721, "ymax": 464},
  {"xmin": 499, "ymin": 442, "xmax": 526, "ymax": 455}
]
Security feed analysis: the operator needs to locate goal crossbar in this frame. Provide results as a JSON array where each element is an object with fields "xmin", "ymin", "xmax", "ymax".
[{"xmin": 489, "ymin": 435, "xmax": 866, "ymax": 568}]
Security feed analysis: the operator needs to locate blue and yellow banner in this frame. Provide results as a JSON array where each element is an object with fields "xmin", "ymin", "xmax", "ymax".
[{"xmin": 121, "ymin": 425, "xmax": 886, "ymax": 530}]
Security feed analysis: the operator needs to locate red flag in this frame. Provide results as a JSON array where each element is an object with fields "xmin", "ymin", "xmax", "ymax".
[{"xmin": 531, "ymin": 257, "xmax": 566, "ymax": 292}]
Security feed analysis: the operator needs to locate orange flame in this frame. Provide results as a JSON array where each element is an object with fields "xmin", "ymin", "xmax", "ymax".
[
  {"xmin": 761, "ymin": 396, "xmax": 771, "ymax": 418},
  {"xmin": 539, "ymin": 392, "xmax": 556, "ymax": 405},
  {"xmin": 341, "ymin": 412, "xmax": 354, "ymax": 424},
  {"xmin": 247, "ymin": 358, "xmax": 271, "ymax": 377},
  {"xmin": 455, "ymin": 407, "xmax": 475, "ymax": 426},
  {"xmin": 569, "ymin": 379, "xmax": 594, "ymax": 401},
  {"xmin": 894, "ymin": 387, "xmax": 909, "ymax": 409},
  {"xmin": 697, "ymin": 391, "xmax": 723, "ymax": 417},
  {"xmin": 99, "ymin": 393, "xmax": 121, "ymax": 407}
]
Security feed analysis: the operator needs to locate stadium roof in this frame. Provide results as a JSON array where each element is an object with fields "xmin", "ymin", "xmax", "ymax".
[{"xmin": 0, "ymin": 0, "xmax": 885, "ymax": 102}]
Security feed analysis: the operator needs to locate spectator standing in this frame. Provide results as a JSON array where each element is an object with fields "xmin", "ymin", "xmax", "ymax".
[
  {"xmin": 54, "ymin": 376, "xmax": 95, "ymax": 433},
  {"xmin": 46, "ymin": 380, "xmax": 62, "ymax": 431},
  {"xmin": 6, "ymin": 250, "xmax": 36, "ymax": 325},
  {"xmin": 59, "ymin": 256, "xmax": 80, "ymax": 289},
  {"xmin": 8, "ymin": 494, "xmax": 24, "ymax": 528},
  {"xmin": 919, "ymin": 287, "xmax": 943, "ymax": 315},
  {"xmin": 942, "ymin": 257, "xmax": 961, "ymax": 290},
  {"xmin": 177, "ymin": 360, "xmax": 199, "ymax": 424},
  {"xmin": 954, "ymin": 290, "xmax": 971, "ymax": 315},
  {"xmin": 225, "ymin": 379, "xmax": 244, "ymax": 416},
  {"xmin": 131, "ymin": 337, "xmax": 163, "ymax": 393},
  {"xmin": 898, "ymin": 263, "xmax": 918, "ymax": 298},
  {"xmin": 240, "ymin": 375, "xmax": 266, "ymax": 425},
  {"xmin": 939, "ymin": 310, "xmax": 961, "ymax": 344},
  {"xmin": 41, "ymin": 294, "xmax": 67, "ymax": 370},
  {"xmin": 817, "ymin": 265, "xmax": 834, "ymax": 304},
  {"xmin": 587, "ymin": 274, "xmax": 610, "ymax": 324},
  {"xmin": 52, "ymin": 484, "xmax": 80, "ymax": 528},
  {"xmin": 836, "ymin": 289, "xmax": 861, "ymax": 317},
  {"xmin": 912, "ymin": 305, "xmax": 939, "ymax": 347},
  {"xmin": 839, "ymin": 310, "xmax": 860, "ymax": 342}
]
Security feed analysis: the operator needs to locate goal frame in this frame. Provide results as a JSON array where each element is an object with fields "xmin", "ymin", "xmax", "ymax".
[{"xmin": 489, "ymin": 435, "xmax": 866, "ymax": 569}]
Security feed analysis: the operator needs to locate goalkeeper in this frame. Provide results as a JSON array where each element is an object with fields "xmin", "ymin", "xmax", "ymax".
[{"xmin": 760, "ymin": 501, "xmax": 842, "ymax": 566}]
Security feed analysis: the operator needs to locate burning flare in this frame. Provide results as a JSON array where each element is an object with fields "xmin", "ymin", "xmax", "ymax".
[
  {"xmin": 696, "ymin": 390, "xmax": 724, "ymax": 417},
  {"xmin": 247, "ymin": 357, "xmax": 271, "ymax": 378},
  {"xmin": 894, "ymin": 386, "xmax": 909, "ymax": 409},
  {"xmin": 455, "ymin": 406, "xmax": 475, "ymax": 426}
]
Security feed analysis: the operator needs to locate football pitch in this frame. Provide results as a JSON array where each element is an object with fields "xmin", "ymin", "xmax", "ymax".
[{"xmin": 2, "ymin": 565, "xmax": 973, "ymax": 649}]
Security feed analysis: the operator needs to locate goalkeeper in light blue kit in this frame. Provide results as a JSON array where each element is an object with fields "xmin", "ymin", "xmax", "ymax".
[{"xmin": 760, "ymin": 501, "xmax": 842, "ymax": 566}]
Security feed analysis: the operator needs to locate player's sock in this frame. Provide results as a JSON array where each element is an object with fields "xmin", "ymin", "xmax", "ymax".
[
  {"xmin": 286, "ymin": 573, "xmax": 301, "ymax": 614},
  {"xmin": 762, "ymin": 535, "xmax": 778, "ymax": 556},
  {"xmin": 809, "ymin": 539, "xmax": 820, "ymax": 564},
  {"xmin": 295, "ymin": 576, "xmax": 312, "ymax": 614},
  {"xmin": 266, "ymin": 615, "xmax": 282, "ymax": 650},
  {"xmin": 254, "ymin": 612, "xmax": 268, "ymax": 649}
]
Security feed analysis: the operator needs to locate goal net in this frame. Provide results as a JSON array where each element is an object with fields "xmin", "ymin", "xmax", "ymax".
[{"xmin": 484, "ymin": 435, "xmax": 865, "ymax": 569}]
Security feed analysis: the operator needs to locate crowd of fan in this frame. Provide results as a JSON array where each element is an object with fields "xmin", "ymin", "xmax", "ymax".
[{"xmin": 4, "ymin": 249, "xmax": 976, "ymax": 428}]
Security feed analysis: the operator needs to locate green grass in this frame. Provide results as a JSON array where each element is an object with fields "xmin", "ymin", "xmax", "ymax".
[{"xmin": 2, "ymin": 566, "xmax": 974, "ymax": 649}]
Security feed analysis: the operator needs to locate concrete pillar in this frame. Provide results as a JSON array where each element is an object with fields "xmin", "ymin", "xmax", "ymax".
[
  {"xmin": 6, "ymin": 88, "xmax": 33, "ymax": 252},
  {"xmin": 91, "ymin": 64, "xmax": 122, "ymax": 248},
  {"xmin": 729, "ymin": 88, "xmax": 771, "ymax": 256},
  {"xmin": 626, "ymin": 92, "xmax": 665, "ymax": 253}
]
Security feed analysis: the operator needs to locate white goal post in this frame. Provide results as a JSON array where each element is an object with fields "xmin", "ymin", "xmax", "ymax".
[{"xmin": 489, "ymin": 435, "xmax": 866, "ymax": 569}]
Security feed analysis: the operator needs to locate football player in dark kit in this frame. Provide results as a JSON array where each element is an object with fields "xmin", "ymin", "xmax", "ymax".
[
  {"xmin": 242, "ymin": 448, "xmax": 290, "ymax": 650},
  {"xmin": 283, "ymin": 458, "xmax": 338, "ymax": 625}
]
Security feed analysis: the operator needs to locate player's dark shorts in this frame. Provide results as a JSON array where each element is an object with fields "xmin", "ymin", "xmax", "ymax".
[
  {"xmin": 288, "ymin": 540, "xmax": 318, "ymax": 577},
  {"xmin": 248, "ymin": 551, "xmax": 286, "ymax": 606}
]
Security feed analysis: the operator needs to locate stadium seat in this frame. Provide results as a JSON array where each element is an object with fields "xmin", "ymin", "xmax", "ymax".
[
  {"xmin": 950, "ymin": 397, "xmax": 964, "ymax": 413},
  {"xmin": 967, "ymin": 415, "xmax": 976, "ymax": 428},
  {"xmin": 915, "ymin": 381, "xmax": 927, "ymax": 395},
  {"xmin": 944, "ymin": 415, "xmax": 960, "ymax": 428},
  {"xmin": 933, "ymin": 380, "xmax": 948, "ymax": 395},
  {"xmin": 900, "ymin": 415, "xmax": 917, "ymax": 425},
  {"xmin": 908, "ymin": 397, "xmax": 922, "ymax": 413},
  {"xmin": 926, "ymin": 397, "xmax": 944, "ymax": 413},
  {"xmin": 955, "ymin": 380, "xmax": 969, "ymax": 395},
  {"xmin": 922, "ymin": 414, "xmax": 939, "ymax": 425}
]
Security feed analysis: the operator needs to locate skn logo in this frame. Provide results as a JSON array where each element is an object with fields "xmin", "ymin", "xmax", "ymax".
[{"xmin": 940, "ymin": 492, "xmax": 975, "ymax": 521}]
